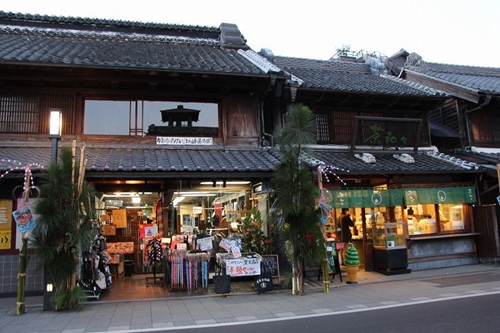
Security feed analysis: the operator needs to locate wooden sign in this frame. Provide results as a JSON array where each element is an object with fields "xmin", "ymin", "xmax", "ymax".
[{"xmin": 261, "ymin": 254, "xmax": 280, "ymax": 285}]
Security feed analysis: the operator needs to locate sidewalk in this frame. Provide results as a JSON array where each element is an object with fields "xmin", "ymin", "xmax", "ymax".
[{"xmin": 1, "ymin": 263, "xmax": 500, "ymax": 333}]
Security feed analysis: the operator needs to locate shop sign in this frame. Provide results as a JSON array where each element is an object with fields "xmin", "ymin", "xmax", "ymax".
[
  {"xmin": 156, "ymin": 137, "xmax": 213, "ymax": 145},
  {"xmin": 112, "ymin": 209, "xmax": 127, "ymax": 228},
  {"xmin": 225, "ymin": 257, "xmax": 261, "ymax": 276},
  {"xmin": 196, "ymin": 237, "xmax": 213, "ymax": 251},
  {"xmin": 332, "ymin": 186, "xmax": 476, "ymax": 208},
  {"xmin": 0, "ymin": 199, "xmax": 13, "ymax": 248},
  {"xmin": 0, "ymin": 231, "xmax": 11, "ymax": 249}
]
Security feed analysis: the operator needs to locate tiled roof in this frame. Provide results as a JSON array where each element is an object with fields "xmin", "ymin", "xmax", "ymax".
[
  {"xmin": 0, "ymin": 144, "xmax": 280, "ymax": 178},
  {"xmin": 0, "ymin": 11, "xmax": 265, "ymax": 76},
  {"xmin": 405, "ymin": 62, "xmax": 500, "ymax": 95},
  {"xmin": 272, "ymin": 56, "xmax": 447, "ymax": 97},
  {"xmin": 302, "ymin": 149, "xmax": 483, "ymax": 175},
  {"xmin": 1, "ymin": 144, "xmax": 484, "ymax": 181}
]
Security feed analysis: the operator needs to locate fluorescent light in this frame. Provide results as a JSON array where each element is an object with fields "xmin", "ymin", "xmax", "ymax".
[
  {"xmin": 173, "ymin": 191, "xmax": 216, "ymax": 196},
  {"xmin": 172, "ymin": 196, "xmax": 185, "ymax": 206},
  {"xmin": 200, "ymin": 181, "xmax": 250, "ymax": 185}
]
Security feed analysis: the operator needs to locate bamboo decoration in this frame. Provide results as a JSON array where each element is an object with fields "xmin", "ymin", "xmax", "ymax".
[{"xmin": 16, "ymin": 167, "xmax": 31, "ymax": 315}]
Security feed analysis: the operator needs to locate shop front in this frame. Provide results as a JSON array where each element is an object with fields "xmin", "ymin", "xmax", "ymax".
[
  {"xmin": 328, "ymin": 185, "xmax": 478, "ymax": 273},
  {"xmin": 82, "ymin": 178, "xmax": 276, "ymax": 300}
]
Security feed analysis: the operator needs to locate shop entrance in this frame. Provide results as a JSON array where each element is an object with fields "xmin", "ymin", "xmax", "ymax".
[{"xmin": 82, "ymin": 179, "xmax": 271, "ymax": 301}]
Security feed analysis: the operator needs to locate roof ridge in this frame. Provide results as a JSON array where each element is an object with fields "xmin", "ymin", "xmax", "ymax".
[
  {"xmin": 0, "ymin": 10, "xmax": 219, "ymax": 33},
  {"xmin": 0, "ymin": 26, "xmax": 220, "ymax": 46}
]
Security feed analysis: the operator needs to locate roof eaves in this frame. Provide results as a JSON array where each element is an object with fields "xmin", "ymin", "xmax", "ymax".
[
  {"xmin": 380, "ymin": 74, "xmax": 448, "ymax": 97},
  {"xmin": 404, "ymin": 68, "xmax": 481, "ymax": 98}
]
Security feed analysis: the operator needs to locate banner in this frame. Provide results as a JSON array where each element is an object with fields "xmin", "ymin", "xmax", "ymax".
[{"xmin": 332, "ymin": 186, "xmax": 476, "ymax": 208}]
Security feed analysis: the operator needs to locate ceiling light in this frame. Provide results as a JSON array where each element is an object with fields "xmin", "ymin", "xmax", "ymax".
[{"xmin": 200, "ymin": 181, "xmax": 250, "ymax": 185}]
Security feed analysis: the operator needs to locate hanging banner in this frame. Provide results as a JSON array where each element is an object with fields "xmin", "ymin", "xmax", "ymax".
[
  {"xmin": 389, "ymin": 188, "xmax": 403, "ymax": 207},
  {"xmin": 333, "ymin": 186, "xmax": 476, "ymax": 208},
  {"xmin": 331, "ymin": 190, "xmax": 349, "ymax": 209}
]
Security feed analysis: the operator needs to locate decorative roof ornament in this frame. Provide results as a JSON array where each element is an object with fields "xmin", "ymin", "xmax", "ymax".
[
  {"xmin": 354, "ymin": 153, "xmax": 376, "ymax": 164},
  {"xmin": 405, "ymin": 52, "xmax": 424, "ymax": 67},
  {"xmin": 393, "ymin": 153, "xmax": 415, "ymax": 164},
  {"xmin": 427, "ymin": 151, "xmax": 479, "ymax": 170}
]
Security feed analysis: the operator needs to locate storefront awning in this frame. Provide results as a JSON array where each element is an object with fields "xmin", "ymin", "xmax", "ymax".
[{"xmin": 330, "ymin": 186, "xmax": 476, "ymax": 208}]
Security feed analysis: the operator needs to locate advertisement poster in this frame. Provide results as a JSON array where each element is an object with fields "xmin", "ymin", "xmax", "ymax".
[
  {"xmin": 112, "ymin": 209, "xmax": 127, "ymax": 228},
  {"xmin": 0, "ymin": 200, "xmax": 12, "ymax": 249}
]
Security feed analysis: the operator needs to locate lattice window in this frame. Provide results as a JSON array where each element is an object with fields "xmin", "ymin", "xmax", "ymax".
[
  {"xmin": 0, "ymin": 92, "xmax": 76, "ymax": 134},
  {"xmin": 0, "ymin": 94, "xmax": 40, "ymax": 133}
]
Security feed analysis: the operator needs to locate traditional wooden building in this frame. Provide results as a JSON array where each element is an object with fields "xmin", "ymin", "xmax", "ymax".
[
  {"xmin": 0, "ymin": 11, "xmax": 285, "ymax": 297},
  {"xmin": 386, "ymin": 50, "xmax": 500, "ymax": 263},
  {"xmin": 258, "ymin": 50, "xmax": 486, "ymax": 272}
]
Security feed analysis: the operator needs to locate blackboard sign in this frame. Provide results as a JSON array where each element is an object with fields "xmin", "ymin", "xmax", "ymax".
[{"xmin": 261, "ymin": 254, "xmax": 280, "ymax": 285}]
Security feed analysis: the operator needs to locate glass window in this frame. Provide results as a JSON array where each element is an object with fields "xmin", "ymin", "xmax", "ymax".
[
  {"xmin": 406, "ymin": 203, "xmax": 469, "ymax": 236},
  {"xmin": 84, "ymin": 100, "xmax": 218, "ymax": 135}
]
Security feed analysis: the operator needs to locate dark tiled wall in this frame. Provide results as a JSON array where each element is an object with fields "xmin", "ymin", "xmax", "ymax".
[{"xmin": 0, "ymin": 254, "xmax": 43, "ymax": 296}]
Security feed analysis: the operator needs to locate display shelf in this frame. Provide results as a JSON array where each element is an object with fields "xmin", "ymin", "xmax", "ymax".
[{"xmin": 373, "ymin": 222, "xmax": 406, "ymax": 250}]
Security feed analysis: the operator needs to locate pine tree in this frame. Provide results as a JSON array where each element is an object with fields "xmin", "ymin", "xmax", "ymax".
[
  {"xmin": 272, "ymin": 103, "xmax": 325, "ymax": 295},
  {"xmin": 31, "ymin": 145, "xmax": 96, "ymax": 311}
]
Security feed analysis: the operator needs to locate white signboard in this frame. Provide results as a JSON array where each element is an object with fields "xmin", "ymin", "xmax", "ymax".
[
  {"xmin": 225, "ymin": 257, "xmax": 261, "ymax": 276},
  {"xmin": 156, "ymin": 137, "xmax": 213, "ymax": 145},
  {"xmin": 193, "ymin": 206, "xmax": 202, "ymax": 214}
]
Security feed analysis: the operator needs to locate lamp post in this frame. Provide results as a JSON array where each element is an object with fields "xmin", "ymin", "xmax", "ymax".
[
  {"xmin": 49, "ymin": 109, "xmax": 62, "ymax": 162},
  {"xmin": 44, "ymin": 108, "xmax": 61, "ymax": 311}
]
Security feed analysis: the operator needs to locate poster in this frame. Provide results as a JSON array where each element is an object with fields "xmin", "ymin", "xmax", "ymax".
[
  {"xmin": 0, "ymin": 200, "xmax": 13, "ymax": 249},
  {"xmin": 112, "ymin": 209, "xmax": 127, "ymax": 228}
]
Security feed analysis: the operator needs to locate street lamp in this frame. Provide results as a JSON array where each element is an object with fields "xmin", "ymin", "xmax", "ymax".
[
  {"xmin": 44, "ymin": 108, "xmax": 62, "ymax": 310},
  {"xmin": 49, "ymin": 109, "xmax": 62, "ymax": 163}
]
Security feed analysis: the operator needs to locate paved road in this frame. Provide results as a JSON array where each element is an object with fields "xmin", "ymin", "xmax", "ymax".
[{"xmin": 1, "ymin": 264, "xmax": 500, "ymax": 333}]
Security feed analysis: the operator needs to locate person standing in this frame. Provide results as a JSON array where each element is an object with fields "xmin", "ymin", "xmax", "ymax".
[{"xmin": 340, "ymin": 208, "xmax": 354, "ymax": 262}]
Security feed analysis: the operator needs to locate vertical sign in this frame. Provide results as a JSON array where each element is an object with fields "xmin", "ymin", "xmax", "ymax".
[{"xmin": 0, "ymin": 200, "xmax": 12, "ymax": 249}]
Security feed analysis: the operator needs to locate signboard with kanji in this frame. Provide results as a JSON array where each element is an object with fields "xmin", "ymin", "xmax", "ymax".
[{"xmin": 225, "ymin": 257, "xmax": 261, "ymax": 276}]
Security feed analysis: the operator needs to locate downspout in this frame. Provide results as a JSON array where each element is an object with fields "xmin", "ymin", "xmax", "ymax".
[
  {"xmin": 259, "ymin": 73, "xmax": 277, "ymax": 147},
  {"xmin": 464, "ymin": 94, "xmax": 492, "ymax": 148}
]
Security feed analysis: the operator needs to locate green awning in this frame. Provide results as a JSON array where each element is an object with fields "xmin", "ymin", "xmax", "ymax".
[
  {"xmin": 331, "ymin": 186, "xmax": 475, "ymax": 208},
  {"xmin": 403, "ymin": 186, "xmax": 476, "ymax": 205}
]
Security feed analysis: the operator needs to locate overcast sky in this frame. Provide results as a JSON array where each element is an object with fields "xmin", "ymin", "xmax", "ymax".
[{"xmin": 3, "ymin": 0, "xmax": 500, "ymax": 68}]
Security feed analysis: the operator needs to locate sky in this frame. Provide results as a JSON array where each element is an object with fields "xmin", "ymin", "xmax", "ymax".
[{"xmin": 2, "ymin": 0, "xmax": 500, "ymax": 68}]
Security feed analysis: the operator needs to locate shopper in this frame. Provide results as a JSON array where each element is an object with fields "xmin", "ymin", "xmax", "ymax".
[{"xmin": 340, "ymin": 208, "xmax": 354, "ymax": 263}]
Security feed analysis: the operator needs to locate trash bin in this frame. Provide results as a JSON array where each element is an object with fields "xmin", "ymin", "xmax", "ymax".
[{"xmin": 124, "ymin": 260, "xmax": 134, "ymax": 277}]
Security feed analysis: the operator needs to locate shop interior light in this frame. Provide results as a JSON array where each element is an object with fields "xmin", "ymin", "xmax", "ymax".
[
  {"xmin": 174, "ymin": 191, "xmax": 216, "ymax": 196},
  {"xmin": 172, "ymin": 196, "xmax": 185, "ymax": 206},
  {"xmin": 200, "ymin": 181, "xmax": 250, "ymax": 185},
  {"xmin": 102, "ymin": 192, "xmax": 140, "ymax": 198}
]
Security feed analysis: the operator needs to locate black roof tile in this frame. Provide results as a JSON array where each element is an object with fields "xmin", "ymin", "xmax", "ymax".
[
  {"xmin": 0, "ymin": 11, "xmax": 264, "ymax": 76},
  {"xmin": 305, "ymin": 149, "xmax": 483, "ymax": 175},
  {"xmin": 0, "ymin": 144, "xmax": 280, "ymax": 177},
  {"xmin": 272, "ymin": 56, "xmax": 446, "ymax": 97},
  {"xmin": 406, "ymin": 62, "xmax": 500, "ymax": 95}
]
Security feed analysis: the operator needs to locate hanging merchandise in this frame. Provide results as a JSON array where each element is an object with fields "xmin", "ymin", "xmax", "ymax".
[{"xmin": 145, "ymin": 233, "xmax": 164, "ymax": 286}]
